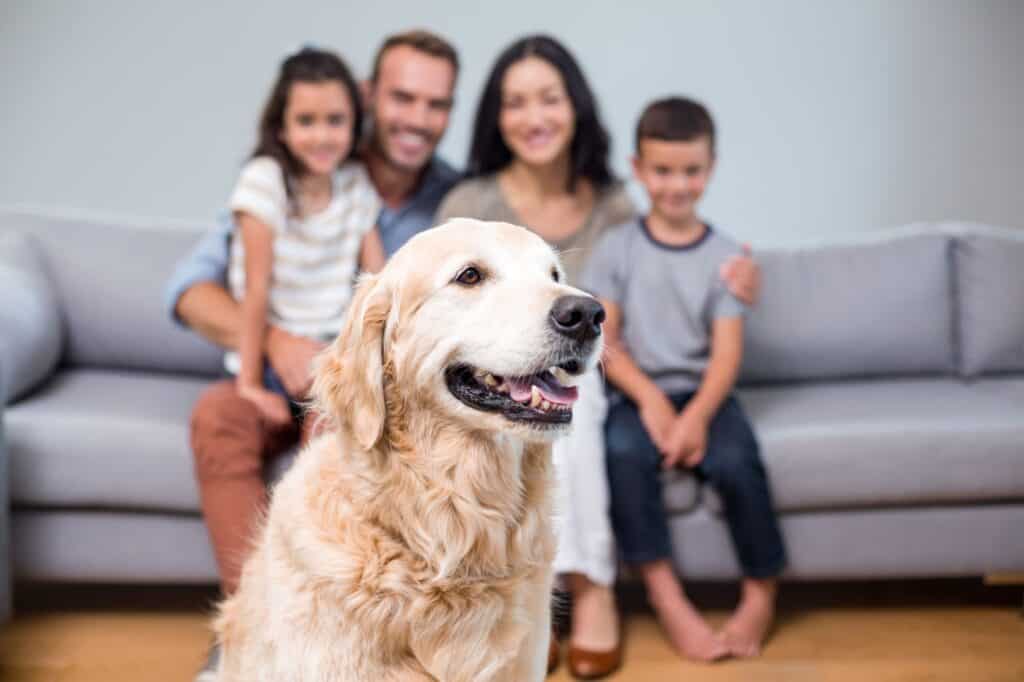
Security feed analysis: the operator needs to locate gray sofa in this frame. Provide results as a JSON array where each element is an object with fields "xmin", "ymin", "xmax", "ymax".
[{"xmin": 2, "ymin": 210, "xmax": 1022, "ymax": 602}]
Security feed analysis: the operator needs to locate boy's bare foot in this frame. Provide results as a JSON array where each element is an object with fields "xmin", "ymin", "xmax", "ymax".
[
  {"xmin": 658, "ymin": 597, "xmax": 730, "ymax": 662},
  {"xmin": 721, "ymin": 578, "xmax": 777, "ymax": 658}
]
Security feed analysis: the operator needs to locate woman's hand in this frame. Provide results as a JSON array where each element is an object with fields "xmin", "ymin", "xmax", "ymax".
[{"xmin": 720, "ymin": 245, "xmax": 761, "ymax": 306}]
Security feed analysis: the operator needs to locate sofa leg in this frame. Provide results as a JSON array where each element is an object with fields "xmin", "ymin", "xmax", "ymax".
[{"xmin": 983, "ymin": 573, "xmax": 1024, "ymax": 617}]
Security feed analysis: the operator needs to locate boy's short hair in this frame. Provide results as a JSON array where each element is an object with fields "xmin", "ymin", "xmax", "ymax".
[
  {"xmin": 371, "ymin": 30, "xmax": 459, "ymax": 82},
  {"xmin": 635, "ymin": 97, "xmax": 716, "ymax": 156}
]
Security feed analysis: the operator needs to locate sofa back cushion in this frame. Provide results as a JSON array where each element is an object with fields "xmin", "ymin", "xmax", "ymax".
[
  {"xmin": 740, "ymin": 230, "xmax": 956, "ymax": 383},
  {"xmin": 952, "ymin": 223, "xmax": 1024, "ymax": 377},
  {"xmin": 4, "ymin": 211, "xmax": 222, "ymax": 377}
]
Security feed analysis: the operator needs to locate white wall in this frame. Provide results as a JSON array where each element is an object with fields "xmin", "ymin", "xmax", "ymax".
[{"xmin": 3, "ymin": 0, "xmax": 1022, "ymax": 245}]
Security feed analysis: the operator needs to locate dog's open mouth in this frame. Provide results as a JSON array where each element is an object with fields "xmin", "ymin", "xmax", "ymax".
[{"xmin": 445, "ymin": 361, "xmax": 584, "ymax": 424}]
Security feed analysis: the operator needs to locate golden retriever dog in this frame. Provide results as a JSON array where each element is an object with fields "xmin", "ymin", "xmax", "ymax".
[{"xmin": 214, "ymin": 219, "xmax": 605, "ymax": 681}]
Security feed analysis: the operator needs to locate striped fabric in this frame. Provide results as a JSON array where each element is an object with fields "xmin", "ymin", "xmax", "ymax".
[{"xmin": 224, "ymin": 156, "xmax": 380, "ymax": 373}]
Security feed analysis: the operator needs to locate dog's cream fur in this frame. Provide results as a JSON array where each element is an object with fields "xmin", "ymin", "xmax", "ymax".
[{"xmin": 214, "ymin": 219, "xmax": 602, "ymax": 681}]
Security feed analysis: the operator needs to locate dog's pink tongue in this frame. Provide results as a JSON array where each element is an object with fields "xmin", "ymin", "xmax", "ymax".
[
  {"xmin": 506, "ymin": 375, "xmax": 580, "ymax": 405},
  {"xmin": 508, "ymin": 378, "xmax": 533, "ymax": 402}
]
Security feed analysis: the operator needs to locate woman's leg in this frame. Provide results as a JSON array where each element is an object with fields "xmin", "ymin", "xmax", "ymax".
[{"xmin": 550, "ymin": 369, "xmax": 620, "ymax": 664}]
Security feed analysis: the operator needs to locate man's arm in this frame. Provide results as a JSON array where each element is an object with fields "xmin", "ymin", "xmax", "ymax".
[
  {"xmin": 600, "ymin": 298, "xmax": 676, "ymax": 453},
  {"xmin": 664, "ymin": 316, "xmax": 744, "ymax": 468},
  {"xmin": 175, "ymin": 281, "xmax": 241, "ymax": 349}
]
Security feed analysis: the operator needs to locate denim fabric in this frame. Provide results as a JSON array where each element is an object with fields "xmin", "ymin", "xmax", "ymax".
[{"xmin": 605, "ymin": 392, "xmax": 787, "ymax": 578}]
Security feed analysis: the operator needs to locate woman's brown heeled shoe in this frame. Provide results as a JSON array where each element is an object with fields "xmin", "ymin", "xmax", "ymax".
[
  {"xmin": 567, "ymin": 640, "xmax": 623, "ymax": 680},
  {"xmin": 548, "ymin": 631, "xmax": 561, "ymax": 674}
]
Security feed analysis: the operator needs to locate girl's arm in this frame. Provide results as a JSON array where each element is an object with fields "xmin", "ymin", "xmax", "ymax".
[
  {"xmin": 359, "ymin": 226, "xmax": 387, "ymax": 274},
  {"xmin": 237, "ymin": 212, "xmax": 292, "ymax": 424}
]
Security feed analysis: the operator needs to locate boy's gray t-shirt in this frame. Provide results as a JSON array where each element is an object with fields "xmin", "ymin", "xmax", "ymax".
[{"xmin": 581, "ymin": 219, "xmax": 748, "ymax": 399}]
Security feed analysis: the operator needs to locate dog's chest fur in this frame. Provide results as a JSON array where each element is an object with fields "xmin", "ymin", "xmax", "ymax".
[{"xmin": 216, "ymin": 433, "xmax": 556, "ymax": 681}]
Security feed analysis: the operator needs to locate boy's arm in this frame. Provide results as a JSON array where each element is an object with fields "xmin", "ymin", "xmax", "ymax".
[
  {"xmin": 665, "ymin": 316, "xmax": 744, "ymax": 468},
  {"xmin": 600, "ymin": 298, "xmax": 676, "ymax": 453}
]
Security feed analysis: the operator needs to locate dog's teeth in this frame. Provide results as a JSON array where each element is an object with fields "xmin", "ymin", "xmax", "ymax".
[
  {"xmin": 483, "ymin": 373, "xmax": 498, "ymax": 388},
  {"xmin": 551, "ymin": 366, "xmax": 577, "ymax": 387},
  {"xmin": 473, "ymin": 368, "xmax": 486, "ymax": 378},
  {"xmin": 541, "ymin": 399, "xmax": 551, "ymax": 410},
  {"xmin": 530, "ymin": 386, "xmax": 542, "ymax": 408}
]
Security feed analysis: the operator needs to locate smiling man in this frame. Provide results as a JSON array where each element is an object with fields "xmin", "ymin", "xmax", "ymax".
[
  {"xmin": 163, "ymin": 30, "xmax": 462, "ymax": 682},
  {"xmin": 362, "ymin": 31, "xmax": 461, "ymax": 255}
]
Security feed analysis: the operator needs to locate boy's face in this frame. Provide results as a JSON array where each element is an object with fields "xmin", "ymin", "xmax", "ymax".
[{"xmin": 632, "ymin": 137, "xmax": 715, "ymax": 224}]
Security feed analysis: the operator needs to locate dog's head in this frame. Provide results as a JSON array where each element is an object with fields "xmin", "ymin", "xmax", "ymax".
[{"xmin": 312, "ymin": 218, "xmax": 604, "ymax": 451}]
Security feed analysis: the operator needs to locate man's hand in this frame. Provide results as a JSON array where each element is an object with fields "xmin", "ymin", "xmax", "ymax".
[
  {"xmin": 238, "ymin": 383, "xmax": 293, "ymax": 428},
  {"xmin": 639, "ymin": 390, "xmax": 677, "ymax": 454},
  {"xmin": 266, "ymin": 327, "xmax": 327, "ymax": 401},
  {"xmin": 663, "ymin": 408, "xmax": 710, "ymax": 470},
  {"xmin": 720, "ymin": 245, "xmax": 761, "ymax": 306}
]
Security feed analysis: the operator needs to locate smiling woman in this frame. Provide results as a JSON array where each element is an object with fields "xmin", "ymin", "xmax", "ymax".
[{"xmin": 436, "ymin": 34, "xmax": 633, "ymax": 678}]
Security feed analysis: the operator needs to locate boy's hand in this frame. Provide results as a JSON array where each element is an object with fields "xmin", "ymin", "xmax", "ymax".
[
  {"xmin": 238, "ymin": 383, "xmax": 293, "ymax": 428},
  {"xmin": 266, "ymin": 327, "xmax": 326, "ymax": 400},
  {"xmin": 639, "ymin": 391, "xmax": 676, "ymax": 454},
  {"xmin": 664, "ymin": 409, "xmax": 709, "ymax": 469},
  {"xmin": 720, "ymin": 245, "xmax": 761, "ymax": 306}
]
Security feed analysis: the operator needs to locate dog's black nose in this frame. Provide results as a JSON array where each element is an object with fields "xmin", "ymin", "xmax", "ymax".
[{"xmin": 549, "ymin": 295, "xmax": 605, "ymax": 342}]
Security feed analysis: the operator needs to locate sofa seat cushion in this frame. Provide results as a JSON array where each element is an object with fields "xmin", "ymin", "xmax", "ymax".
[
  {"xmin": 662, "ymin": 469, "xmax": 700, "ymax": 514},
  {"xmin": 7, "ymin": 369, "xmax": 214, "ymax": 512},
  {"xmin": 703, "ymin": 377, "xmax": 1024, "ymax": 513}
]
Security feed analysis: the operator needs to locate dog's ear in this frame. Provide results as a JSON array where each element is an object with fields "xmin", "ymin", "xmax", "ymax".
[{"xmin": 312, "ymin": 273, "xmax": 391, "ymax": 451}]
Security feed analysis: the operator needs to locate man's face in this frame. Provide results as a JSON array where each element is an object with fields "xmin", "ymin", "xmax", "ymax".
[{"xmin": 368, "ymin": 45, "xmax": 456, "ymax": 173}]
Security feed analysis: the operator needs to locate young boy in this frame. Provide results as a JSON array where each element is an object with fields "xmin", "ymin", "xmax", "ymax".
[{"xmin": 582, "ymin": 97, "xmax": 786, "ymax": 661}]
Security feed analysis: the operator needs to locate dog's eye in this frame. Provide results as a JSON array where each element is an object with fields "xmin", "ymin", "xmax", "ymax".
[
  {"xmin": 455, "ymin": 266, "xmax": 483, "ymax": 286},
  {"xmin": 551, "ymin": 268, "xmax": 560, "ymax": 283}
]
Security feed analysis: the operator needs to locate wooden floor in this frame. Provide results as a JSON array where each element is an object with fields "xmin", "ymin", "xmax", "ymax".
[{"xmin": 2, "ymin": 580, "xmax": 1022, "ymax": 681}]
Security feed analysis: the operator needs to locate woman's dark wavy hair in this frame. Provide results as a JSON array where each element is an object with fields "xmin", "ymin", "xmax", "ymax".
[
  {"xmin": 466, "ymin": 35, "xmax": 614, "ymax": 192},
  {"xmin": 250, "ymin": 47, "xmax": 363, "ymax": 199}
]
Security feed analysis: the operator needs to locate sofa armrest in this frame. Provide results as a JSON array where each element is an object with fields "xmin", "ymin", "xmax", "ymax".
[
  {"xmin": 0, "ymin": 405, "xmax": 11, "ymax": 621},
  {"xmin": 0, "ymin": 229, "xmax": 63, "ymax": 405}
]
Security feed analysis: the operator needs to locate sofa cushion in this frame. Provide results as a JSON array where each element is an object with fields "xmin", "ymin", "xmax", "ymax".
[
  {"xmin": 1, "ymin": 210, "xmax": 222, "ymax": 377},
  {"xmin": 7, "ymin": 369, "xmax": 213, "ymax": 512},
  {"xmin": 662, "ymin": 469, "xmax": 699, "ymax": 514},
  {"xmin": 0, "ymin": 230, "xmax": 63, "ymax": 403},
  {"xmin": 740, "ymin": 230, "xmax": 955, "ymax": 383},
  {"xmin": 704, "ymin": 377, "xmax": 1024, "ymax": 514},
  {"xmin": 953, "ymin": 225, "xmax": 1024, "ymax": 377}
]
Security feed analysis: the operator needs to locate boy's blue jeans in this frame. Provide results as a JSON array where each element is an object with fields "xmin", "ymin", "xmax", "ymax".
[{"xmin": 605, "ymin": 392, "xmax": 787, "ymax": 578}]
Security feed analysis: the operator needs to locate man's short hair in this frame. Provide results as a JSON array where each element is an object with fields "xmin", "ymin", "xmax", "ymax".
[
  {"xmin": 370, "ymin": 29, "xmax": 459, "ymax": 82},
  {"xmin": 635, "ymin": 97, "xmax": 716, "ymax": 156}
]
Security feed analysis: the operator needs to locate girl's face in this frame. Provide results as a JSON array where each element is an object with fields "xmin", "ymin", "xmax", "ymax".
[
  {"xmin": 498, "ymin": 56, "xmax": 576, "ymax": 169},
  {"xmin": 279, "ymin": 80, "xmax": 354, "ymax": 178}
]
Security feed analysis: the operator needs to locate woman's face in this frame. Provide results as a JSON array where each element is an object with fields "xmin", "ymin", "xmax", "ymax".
[{"xmin": 498, "ymin": 56, "xmax": 576, "ymax": 169}]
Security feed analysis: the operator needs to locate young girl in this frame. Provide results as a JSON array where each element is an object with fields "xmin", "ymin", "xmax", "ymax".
[{"xmin": 226, "ymin": 47, "xmax": 385, "ymax": 429}]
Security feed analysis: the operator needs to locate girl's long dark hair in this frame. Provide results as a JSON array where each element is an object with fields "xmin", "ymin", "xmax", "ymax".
[
  {"xmin": 250, "ymin": 47, "xmax": 363, "ymax": 199},
  {"xmin": 466, "ymin": 35, "xmax": 614, "ymax": 192}
]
